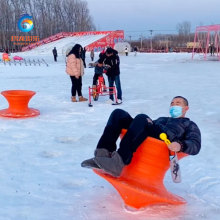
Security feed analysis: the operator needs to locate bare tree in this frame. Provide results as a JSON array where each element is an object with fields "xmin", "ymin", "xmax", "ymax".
[
  {"xmin": 177, "ymin": 21, "xmax": 191, "ymax": 36},
  {"xmin": 176, "ymin": 21, "xmax": 191, "ymax": 46},
  {"xmin": 0, "ymin": 0, "xmax": 96, "ymax": 51}
]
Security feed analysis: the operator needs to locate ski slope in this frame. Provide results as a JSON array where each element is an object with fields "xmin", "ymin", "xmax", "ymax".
[{"xmin": 24, "ymin": 34, "xmax": 107, "ymax": 55}]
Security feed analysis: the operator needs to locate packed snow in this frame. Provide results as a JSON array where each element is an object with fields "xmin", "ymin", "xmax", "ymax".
[
  {"xmin": 0, "ymin": 50, "xmax": 220, "ymax": 220},
  {"xmin": 22, "ymin": 34, "xmax": 107, "ymax": 55}
]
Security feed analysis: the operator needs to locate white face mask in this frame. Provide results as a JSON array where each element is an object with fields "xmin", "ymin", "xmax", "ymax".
[{"xmin": 169, "ymin": 106, "xmax": 183, "ymax": 118}]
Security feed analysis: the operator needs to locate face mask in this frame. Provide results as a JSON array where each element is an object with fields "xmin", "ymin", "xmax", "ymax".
[{"xmin": 169, "ymin": 106, "xmax": 183, "ymax": 118}]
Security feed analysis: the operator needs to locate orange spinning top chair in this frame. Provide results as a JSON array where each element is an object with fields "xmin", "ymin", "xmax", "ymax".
[
  {"xmin": 94, "ymin": 129, "xmax": 188, "ymax": 209},
  {"xmin": 2, "ymin": 53, "xmax": 10, "ymax": 61},
  {"xmin": 0, "ymin": 90, "xmax": 40, "ymax": 118}
]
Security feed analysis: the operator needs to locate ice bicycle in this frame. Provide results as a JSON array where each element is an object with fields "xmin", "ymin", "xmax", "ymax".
[{"xmin": 88, "ymin": 75, "xmax": 118, "ymax": 107}]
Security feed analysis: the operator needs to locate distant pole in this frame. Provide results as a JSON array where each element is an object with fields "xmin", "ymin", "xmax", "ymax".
[
  {"xmin": 140, "ymin": 35, "xmax": 143, "ymax": 50},
  {"xmin": 166, "ymin": 36, "xmax": 168, "ymax": 52},
  {"xmin": 149, "ymin": 30, "xmax": 153, "ymax": 52}
]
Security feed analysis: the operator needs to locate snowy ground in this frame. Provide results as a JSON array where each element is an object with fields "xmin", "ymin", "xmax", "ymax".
[{"xmin": 0, "ymin": 51, "xmax": 220, "ymax": 220}]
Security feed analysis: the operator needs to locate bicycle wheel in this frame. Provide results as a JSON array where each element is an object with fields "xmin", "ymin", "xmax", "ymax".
[
  {"xmin": 93, "ymin": 93, "xmax": 99, "ymax": 101},
  {"xmin": 92, "ymin": 85, "xmax": 99, "ymax": 101}
]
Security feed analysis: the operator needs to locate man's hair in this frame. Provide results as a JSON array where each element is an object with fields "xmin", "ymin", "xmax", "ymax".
[
  {"xmin": 173, "ymin": 96, "xmax": 189, "ymax": 106},
  {"xmin": 106, "ymin": 48, "xmax": 113, "ymax": 54}
]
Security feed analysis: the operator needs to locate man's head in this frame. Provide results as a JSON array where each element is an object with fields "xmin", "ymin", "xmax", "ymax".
[
  {"xmin": 106, "ymin": 48, "xmax": 114, "ymax": 57},
  {"xmin": 169, "ymin": 96, "xmax": 189, "ymax": 118}
]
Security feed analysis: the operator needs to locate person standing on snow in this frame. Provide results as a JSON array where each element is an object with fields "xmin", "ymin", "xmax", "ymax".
[
  {"xmin": 52, "ymin": 47, "xmax": 58, "ymax": 62},
  {"xmin": 97, "ymin": 47, "xmax": 122, "ymax": 104},
  {"xmin": 66, "ymin": 44, "xmax": 88, "ymax": 102},
  {"xmin": 133, "ymin": 46, "xmax": 138, "ymax": 56},
  {"xmin": 124, "ymin": 47, "xmax": 129, "ymax": 56},
  {"xmin": 209, "ymin": 43, "xmax": 215, "ymax": 56},
  {"xmin": 81, "ymin": 47, "xmax": 87, "ymax": 68},
  {"xmin": 90, "ymin": 49, "xmax": 95, "ymax": 61}
]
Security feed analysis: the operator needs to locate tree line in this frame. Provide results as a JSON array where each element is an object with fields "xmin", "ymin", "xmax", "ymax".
[
  {"xmin": 0, "ymin": 0, "xmax": 96, "ymax": 51},
  {"xmin": 130, "ymin": 21, "xmax": 196, "ymax": 52}
]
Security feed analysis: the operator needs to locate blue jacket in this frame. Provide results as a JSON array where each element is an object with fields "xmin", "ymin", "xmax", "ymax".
[
  {"xmin": 153, "ymin": 117, "xmax": 201, "ymax": 155},
  {"xmin": 94, "ymin": 64, "xmax": 104, "ymax": 75}
]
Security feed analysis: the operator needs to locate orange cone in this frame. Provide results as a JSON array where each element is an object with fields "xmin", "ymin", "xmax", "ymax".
[
  {"xmin": 94, "ymin": 129, "xmax": 188, "ymax": 209},
  {"xmin": 0, "ymin": 90, "xmax": 40, "ymax": 118}
]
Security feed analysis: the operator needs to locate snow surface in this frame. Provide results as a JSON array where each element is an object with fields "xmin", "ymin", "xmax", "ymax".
[{"xmin": 0, "ymin": 50, "xmax": 220, "ymax": 220}]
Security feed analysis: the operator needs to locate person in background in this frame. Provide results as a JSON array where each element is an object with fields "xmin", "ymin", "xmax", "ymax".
[
  {"xmin": 209, "ymin": 43, "xmax": 215, "ymax": 56},
  {"xmin": 52, "ymin": 47, "xmax": 58, "ymax": 62},
  {"xmin": 97, "ymin": 47, "xmax": 122, "ymax": 104},
  {"xmin": 90, "ymin": 49, "xmax": 95, "ymax": 61},
  {"xmin": 133, "ymin": 46, "xmax": 138, "ymax": 56},
  {"xmin": 124, "ymin": 47, "xmax": 129, "ymax": 56},
  {"xmin": 81, "ymin": 96, "xmax": 201, "ymax": 177},
  {"xmin": 65, "ymin": 44, "xmax": 88, "ymax": 102},
  {"xmin": 81, "ymin": 47, "xmax": 86, "ymax": 68}
]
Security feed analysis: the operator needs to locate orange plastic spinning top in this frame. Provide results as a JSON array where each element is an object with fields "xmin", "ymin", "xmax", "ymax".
[
  {"xmin": 0, "ymin": 90, "xmax": 40, "ymax": 118},
  {"xmin": 2, "ymin": 53, "xmax": 10, "ymax": 61},
  {"xmin": 94, "ymin": 129, "xmax": 188, "ymax": 209}
]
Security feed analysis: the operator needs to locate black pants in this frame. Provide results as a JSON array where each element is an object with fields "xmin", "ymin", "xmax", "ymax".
[
  {"xmin": 70, "ymin": 76, "xmax": 82, "ymax": 96},
  {"xmin": 108, "ymin": 75, "xmax": 122, "ymax": 100},
  {"xmin": 96, "ymin": 109, "xmax": 159, "ymax": 165},
  {"xmin": 54, "ymin": 55, "xmax": 57, "ymax": 62}
]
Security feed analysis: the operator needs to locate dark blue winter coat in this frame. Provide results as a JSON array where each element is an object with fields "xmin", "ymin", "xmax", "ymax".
[{"xmin": 153, "ymin": 117, "xmax": 201, "ymax": 155}]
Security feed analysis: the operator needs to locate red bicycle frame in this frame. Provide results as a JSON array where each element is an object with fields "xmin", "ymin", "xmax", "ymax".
[{"xmin": 88, "ymin": 75, "xmax": 117, "ymax": 106}]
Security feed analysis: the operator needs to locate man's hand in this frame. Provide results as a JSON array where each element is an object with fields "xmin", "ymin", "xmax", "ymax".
[
  {"xmin": 168, "ymin": 142, "xmax": 181, "ymax": 152},
  {"xmin": 104, "ymin": 64, "xmax": 111, "ymax": 70}
]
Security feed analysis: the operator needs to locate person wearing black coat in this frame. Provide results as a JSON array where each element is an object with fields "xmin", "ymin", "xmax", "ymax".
[
  {"xmin": 81, "ymin": 47, "xmax": 86, "ymax": 68},
  {"xmin": 81, "ymin": 96, "xmax": 201, "ymax": 177},
  {"xmin": 133, "ymin": 46, "xmax": 138, "ymax": 56},
  {"xmin": 209, "ymin": 43, "xmax": 215, "ymax": 56},
  {"xmin": 52, "ymin": 47, "xmax": 58, "ymax": 62},
  {"xmin": 98, "ymin": 47, "xmax": 122, "ymax": 104}
]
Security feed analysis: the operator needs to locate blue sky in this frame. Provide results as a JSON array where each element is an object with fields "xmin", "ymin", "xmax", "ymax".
[{"xmin": 87, "ymin": 0, "xmax": 220, "ymax": 39}]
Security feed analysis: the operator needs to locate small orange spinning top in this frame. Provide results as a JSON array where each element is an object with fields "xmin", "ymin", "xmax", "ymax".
[{"xmin": 0, "ymin": 90, "xmax": 40, "ymax": 118}]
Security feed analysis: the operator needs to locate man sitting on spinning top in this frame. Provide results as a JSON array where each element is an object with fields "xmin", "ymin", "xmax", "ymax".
[{"xmin": 81, "ymin": 96, "xmax": 201, "ymax": 177}]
